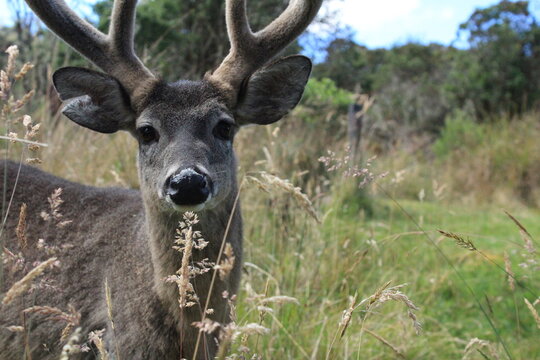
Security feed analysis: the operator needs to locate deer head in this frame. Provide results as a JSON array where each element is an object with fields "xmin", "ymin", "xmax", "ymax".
[{"xmin": 25, "ymin": 0, "xmax": 322, "ymax": 212}]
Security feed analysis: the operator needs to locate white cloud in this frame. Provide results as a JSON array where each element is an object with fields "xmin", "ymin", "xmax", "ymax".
[
  {"xmin": 326, "ymin": 0, "xmax": 473, "ymax": 48},
  {"xmin": 334, "ymin": 0, "xmax": 422, "ymax": 30}
]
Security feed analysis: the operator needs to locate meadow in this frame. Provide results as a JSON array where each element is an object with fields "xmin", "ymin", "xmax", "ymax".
[{"xmin": 1, "ymin": 33, "xmax": 540, "ymax": 360}]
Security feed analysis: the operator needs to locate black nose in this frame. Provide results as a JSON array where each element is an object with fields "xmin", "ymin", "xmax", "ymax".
[{"xmin": 165, "ymin": 168, "xmax": 211, "ymax": 206}]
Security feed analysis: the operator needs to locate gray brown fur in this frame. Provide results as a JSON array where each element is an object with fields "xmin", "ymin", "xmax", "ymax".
[
  {"xmin": 1, "ymin": 0, "xmax": 321, "ymax": 358},
  {"xmin": 0, "ymin": 81, "xmax": 244, "ymax": 359}
]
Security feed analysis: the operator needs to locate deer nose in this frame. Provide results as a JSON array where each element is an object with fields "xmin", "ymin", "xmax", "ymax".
[{"xmin": 165, "ymin": 168, "xmax": 211, "ymax": 206}]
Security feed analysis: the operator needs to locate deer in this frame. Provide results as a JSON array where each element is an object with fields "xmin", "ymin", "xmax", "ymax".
[{"xmin": 0, "ymin": 0, "xmax": 322, "ymax": 358}]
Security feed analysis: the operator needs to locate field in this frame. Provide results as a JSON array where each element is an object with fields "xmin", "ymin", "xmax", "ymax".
[
  {"xmin": 8, "ymin": 113, "xmax": 538, "ymax": 359},
  {"xmin": 1, "ymin": 29, "xmax": 540, "ymax": 360}
]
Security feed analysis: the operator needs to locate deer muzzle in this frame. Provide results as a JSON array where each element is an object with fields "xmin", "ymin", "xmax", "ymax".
[{"xmin": 164, "ymin": 167, "xmax": 212, "ymax": 208}]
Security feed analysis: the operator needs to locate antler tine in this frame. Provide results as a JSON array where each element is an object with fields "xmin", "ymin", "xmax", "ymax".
[
  {"xmin": 24, "ymin": 1, "xmax": 108, "ymax": 66},
  {"xmin": 258, "ymin": 0, "xmax": 322, "ymax": 55},
  {"xmin": 107, "ymin": 0, "xmax": 155, "ymax": 95},
  {"xmin": 207, "ymin": 0, "xmax": 323, "ymax": 103},
  {"xmin": 24, "ymin": 0, "xmax": 154, "ymax": 98}
]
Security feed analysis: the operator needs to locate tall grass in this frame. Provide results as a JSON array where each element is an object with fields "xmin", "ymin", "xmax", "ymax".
[{"xmin": 1, "ymin": 47, "xmax": 539, "ymax": 359}]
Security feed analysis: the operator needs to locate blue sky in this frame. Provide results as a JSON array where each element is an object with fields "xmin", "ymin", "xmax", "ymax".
[
  {"xmin": 1, "ymin": 0, "xmax": 540, "ymax": 49},
  {"xmin": 332, "ymin": 0, "xmax": 540, "ymax": 48}
]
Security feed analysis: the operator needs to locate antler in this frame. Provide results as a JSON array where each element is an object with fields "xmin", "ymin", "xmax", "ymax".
[
  {"xmin": 24, "ymin": 0, "xmax": 154, "ymax": 99},
  {"xmin": 206, "ymin": 0, "xmax": 323, "ymax": 103}
]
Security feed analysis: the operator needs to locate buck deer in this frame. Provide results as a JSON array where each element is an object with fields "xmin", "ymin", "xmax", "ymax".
[{"xmin": 0, "ymin": 0, "xmax": 322, "ymax": 358}]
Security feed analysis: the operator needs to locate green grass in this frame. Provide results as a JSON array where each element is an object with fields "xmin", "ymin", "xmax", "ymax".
[{"xmin": 235, "ymin": 187, "xmax": 540, "ymax": 359}]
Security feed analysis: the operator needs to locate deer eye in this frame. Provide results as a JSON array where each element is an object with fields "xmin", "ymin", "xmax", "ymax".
[
  {"xmin": 137, "ymin": 125, "xmax": 159, "ymax": 144},
  {"xmin": 213, "ymin": 121, "xmax": 234, "ymax": 141}
]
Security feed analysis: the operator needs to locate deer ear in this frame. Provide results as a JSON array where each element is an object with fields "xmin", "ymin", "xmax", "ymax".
[
  {"xmin": 52, "ymin": 67, "xmax": 135, "ymax": 133},
  {"xmin": 235, "ymin": 55, "xmax": 312, "ymax": 126}
]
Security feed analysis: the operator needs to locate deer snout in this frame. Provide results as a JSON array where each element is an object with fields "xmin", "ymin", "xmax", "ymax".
[{"xmin": 165, "ymin": 168, "xmax": 212, "ymax": 207}]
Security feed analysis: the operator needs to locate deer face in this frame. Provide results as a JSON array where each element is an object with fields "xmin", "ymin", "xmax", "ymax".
[
  {"xmin": 135, "ymin": 81, "xmax": 237, "ymax": 212},
  {"xmin": 52, "ymin": 56, "xmax": 312, "ymax": 212}
]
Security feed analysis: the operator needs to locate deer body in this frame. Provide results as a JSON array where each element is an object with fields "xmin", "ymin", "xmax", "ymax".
[
  {"xmin": 0, "ymin": 161, "xmax": 242, "ymax": 359},
  {"xmin": 0, "ymin": 0, "xmax": 322, "ymax": 358}
]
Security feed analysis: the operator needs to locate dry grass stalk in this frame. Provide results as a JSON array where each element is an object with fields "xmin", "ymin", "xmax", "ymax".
[
  {"xmin": 352, "ymin": 282, "xmax": 422, "ymax": 335},
  {"xmin": 23, "ymin": 304, "xmax": 81, "ymax": 342},
  {"xmin": 88, "ymin": 329, "xmax": 109, "ymax": 360},
  {"xmin": 175, "ymin": 223, "xmax": 195, "ymax": 309},
  {"xmin": 245, "ymin": 176, "xmax": 270, "ymax": 193},
  {"xmin": 6, "ymin": 325, "xmax": 24, "ymax": 333},
  {"xmin": 463, "ymin": 337, "xmax": 500, "ymax": 360},
  {"xmin": 438, "ymin": 230, "xmax": 477, "ymax": 251},
  {"xmin": 15, "ymin": 63, "xmax": 34, "ymax": 81},
  {"xmin": 319, "ymin": 150, "xmax": 388, "ymax": 188},
  {"xmin": 59, "ymin": 327, "xmax": 82, "ymax": 360},
  {"xmin": 216, "ymin": 242, "xmax": 235, "ymax": 281},
  {"xmin": 0, "ymin": 69, "xmax": 9, "ymax": 100},
  {"xmin": 41, "ymin": 188, "xmax": 72, "ymax": 227},
  {"xmin": 504, "ymin": 211, "xmax": 536, "ymax": 254},
  {"xmin": 503, "ymin": 252, "xmax": 515, "ymax": 291},
  {"xmin": 1, "ymin": 45, "xmax": 43, "ymax": 165},
  {"xmin": 16, "ymin": 203, "xmax": 28, "ymax": 251},
  {"xmin": 338, "ymin": 294, "xmax": 358, "ymax": 339},
  {"xmin": 166, "ymin": 212, "xmax": 211, "ymax": 310},
  {"xmin": 192, "ymin": 318, "xmax": 221, "ymax": 335},
  {"xmin": 504, "ymin": 211, "xmax": 532, "ymax": 238},
  {"xmin": 524, "ymin": 298, "xmax": 540, "ymax": 329},
  {"xmin": 105, "ymin": 279, "xmax": 115, "ymax": 331},
  {"xmin": 367, "ymin": 283, "xmax": 422, "ymax": 335},
  {"xmin": 14, "ymin": 91, "xmax": 35, "ymax": 113},
  {"xmin": 0, "ymin": 46, "xmax": 18, "ymax": 100},
  {"xmin": 105, "ymin": 279, "xmax": 122, "ymax": 360},
  {"xmin": 5, "ymin": 45, "xmax": 18, "ymax": 77},
  {"xmin": 255, "ymin": 172, "xmax": 320, "ymax": 223},
  {"xmin": 327, "ymin": 283, "xmax": 420, "ymax": 360},
  {"xmin": 364, "ymin": 328, "xmax": 405, "ymax": 359},
  {"xmin": 260, "ymin": 295, "xmax": 299, "ymax": 306},
  {"xmin": 2, "ymin": 257, "xmax": 58, "ymax": 305}
]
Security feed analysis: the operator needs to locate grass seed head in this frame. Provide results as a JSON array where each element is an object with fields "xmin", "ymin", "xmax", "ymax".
[
  {"xmin": 59, "ymin": 327, "xmax": 83, "ymax": 360},
  {"xmin": 88, "ymin": 329, "xmax": 109, "ymax": 360},
  {"xmin": 438, "ymin": 230, "xmax": 477, "ymax": 251},
  {"xmin": 464, "ymin": 338, "xmax": 500, "ymax": 360},
  {"xmin": 524, "ymin": 298, "xmax": 540, "ymax": 329},
  {"xmin": 504, "ymin": 252, "xmax": 515, "ymax": 291},
  {"xmin": 5, "ymin": 45, "xmax": 19, "ymax": 77},
  {"xmin": 2, "ymin": 257, "xmax": 58, "ymax": 305},
  {"xmin": 257, "ymin": 172, "xmax": 321, "ymax": 223},
  {"xmin": 16, "ymin": 203, "xmax": 27, "ymax": 251},
  {"xmin": 216, "ymin": 242, "xmax": 235, "ymax": 280}
]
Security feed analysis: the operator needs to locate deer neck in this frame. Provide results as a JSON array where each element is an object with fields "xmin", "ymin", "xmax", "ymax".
[{"xmin": 141, "ymin": 189, "xmax": 241, "ymax": 317}]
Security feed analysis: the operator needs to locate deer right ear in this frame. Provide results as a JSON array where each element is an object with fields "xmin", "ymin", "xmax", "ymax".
[
  {"xmin": 234, "ymin": 56, "xmax": 312, "ymax": 126},
  {"xmin": 53, "ymin": 67, "xmax": 135, "ymax": 133}
]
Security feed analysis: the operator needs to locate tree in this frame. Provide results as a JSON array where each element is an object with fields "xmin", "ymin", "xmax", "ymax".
[
  {"xmin": 94, "ymin": 0, "xmax": 304, "ymax": 80},
  {"xmin": 448, "ymin": 0, "xmax": 540, "ymax": 117},
  {"xmin": 313, "ymin": 36, "xmax": 382, "ymax": 92}
]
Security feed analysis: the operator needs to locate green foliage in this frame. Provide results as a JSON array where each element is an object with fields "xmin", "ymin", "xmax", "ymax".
[
  {"xmin": 313, "ymin": 37, "xmax": 380, "ymax": 92},
  {"xmin": 302, "ymin": 77, "xmax": 353, "ymax": 110},
  {"xmin": 449, "ymin": 0, "xmax": 540, "ymax": 116},
  {"xmin": 371, "ymin": 43, "xmax": 454, "ymax": 132},
  {"xmin": 433, "ymin": 110, "xmax": 485, "ymax": 158},
  {"xmin": 312, "ymin": 1, "xmax": 540, "ymax": 135}
]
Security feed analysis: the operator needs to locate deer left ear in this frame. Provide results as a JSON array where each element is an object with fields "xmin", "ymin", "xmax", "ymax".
[
  {"xmin": 235, "ymin": 55, "xmax": 312, "ymax": 126},
  {"xmin": 53, "ymin": 67, "xmax": 135, "ymax": 134}
]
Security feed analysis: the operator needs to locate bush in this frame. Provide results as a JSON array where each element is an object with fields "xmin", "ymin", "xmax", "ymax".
[{"xmin": 433, "ymin": 110, "xmax": 485, "ymax": 158}]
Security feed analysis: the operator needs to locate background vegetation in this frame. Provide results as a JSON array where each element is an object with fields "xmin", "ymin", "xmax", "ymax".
[{"xmin": 1, "ymin": 0, "xmax": 539, "ymax": 359}]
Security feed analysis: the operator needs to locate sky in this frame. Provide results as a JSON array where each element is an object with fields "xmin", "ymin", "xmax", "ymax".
[
  {"xmin": 330, "ymin": 0, "xmax": 540, "ymax": 48},
  {"xmin": 1, "ymin": 0, "xmax": 540, "ymax": 49}
]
